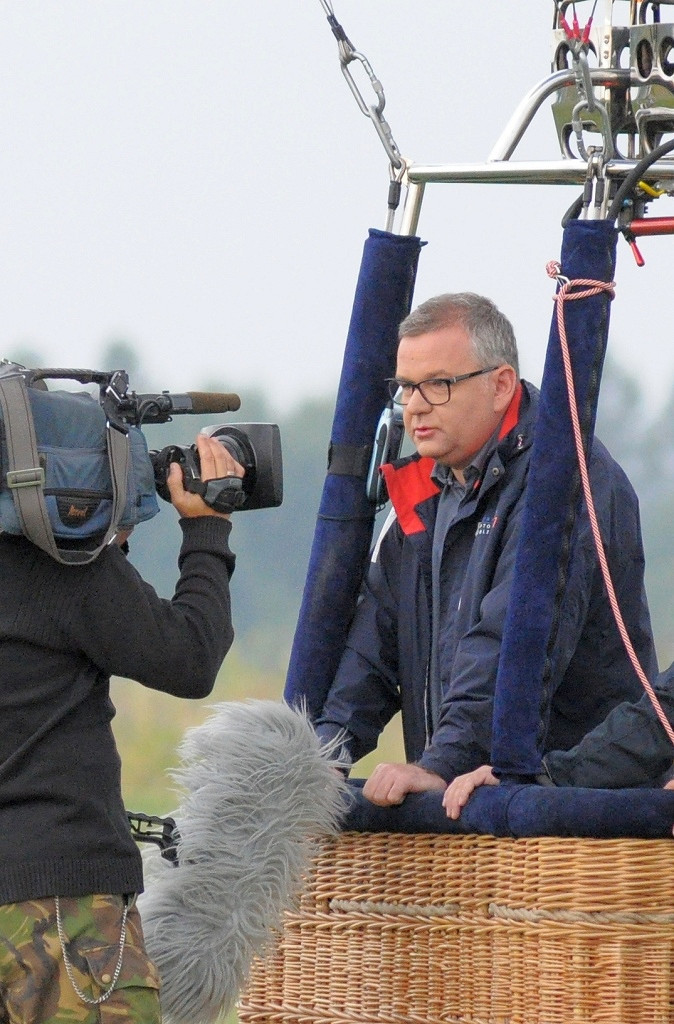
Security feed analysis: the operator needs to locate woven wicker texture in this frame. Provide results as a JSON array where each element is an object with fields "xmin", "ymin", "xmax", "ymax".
[{"xmin": 238, "ymin": 831, "xmax": 674, "ymax": 1024}]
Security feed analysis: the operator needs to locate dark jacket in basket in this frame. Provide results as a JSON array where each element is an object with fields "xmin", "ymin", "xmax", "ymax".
[{"xmin": 315, "ymin": 381, "xmax": 656, "ymax": 782}]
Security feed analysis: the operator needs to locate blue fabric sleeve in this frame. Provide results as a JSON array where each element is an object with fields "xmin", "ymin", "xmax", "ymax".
[{"xmin": 545, "ymin": 664, "xmax": 674, "ymax": 788}]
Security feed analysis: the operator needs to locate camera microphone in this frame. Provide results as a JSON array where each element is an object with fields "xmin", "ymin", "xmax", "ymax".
[
  {"xmin": 184, "ymin": 392, "xmax": 241, "ymax": 415},
  {"xmin": 138, "ymin": 700, "xmax": 348, "ymax": 1024},
  {"xmin": 133, "ymin": 391, "xmax": 241, "ymax": 423}
]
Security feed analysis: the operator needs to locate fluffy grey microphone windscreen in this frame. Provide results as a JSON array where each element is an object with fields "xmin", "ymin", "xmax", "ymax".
[{"xmin": 137, "ymin": 700, "xmax": 348, "ymax": 1024}]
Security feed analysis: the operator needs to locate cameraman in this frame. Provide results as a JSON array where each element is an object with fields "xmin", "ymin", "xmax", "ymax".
[{"xmin": 0, "ymin": 433, "xmax": 241, "ymax": 1024}]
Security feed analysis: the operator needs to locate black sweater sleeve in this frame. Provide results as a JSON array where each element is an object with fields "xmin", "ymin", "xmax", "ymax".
[{"xmin": 69, "ymin": 516, "xmax": 236, "ymax": 697}]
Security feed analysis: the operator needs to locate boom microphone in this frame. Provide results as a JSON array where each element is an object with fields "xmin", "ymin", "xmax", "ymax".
[
  {"xmin": 137, "ymin": 700, "xmax": 348, "ymax": 1024},
  {"xmin": 133, "ymin": 390, "xmax": 241, "ymax": 423},
  {"xmin": 185, "ymin": 391, "xmax": 241, "ymax": 414}
]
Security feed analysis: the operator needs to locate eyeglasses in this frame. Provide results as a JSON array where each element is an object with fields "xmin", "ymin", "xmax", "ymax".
[{"xmin": 386, "ymin": 366, "xmax": 498, "ymax": 406}]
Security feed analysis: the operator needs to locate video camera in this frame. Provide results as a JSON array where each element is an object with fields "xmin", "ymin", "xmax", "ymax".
[
  {"xmin": 3, "ymin": 363, "xmax": 283, "ymax": 516},
  {"xmin": 0, "ymin": 361, "xmax": 283, "ymax": 565}
]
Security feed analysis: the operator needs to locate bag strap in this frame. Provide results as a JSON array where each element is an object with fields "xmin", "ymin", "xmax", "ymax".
[{"xmin": 0, "ymin": 374, "xmax": 131, "ymax": 565}]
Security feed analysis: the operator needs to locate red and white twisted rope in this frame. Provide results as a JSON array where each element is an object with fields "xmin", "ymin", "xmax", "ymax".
[{"xmin": 546, "ymin": 259, "xmax": 674, "ymax": 747}]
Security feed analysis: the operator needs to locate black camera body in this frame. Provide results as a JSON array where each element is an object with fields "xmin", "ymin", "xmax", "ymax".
[
  {"xmin": 0, "ymin": 363, "xmax": 283, "ymax": 529},
  {"xmin": 151, "ymin": 423, "xmax": 283, "ymax": 514}
]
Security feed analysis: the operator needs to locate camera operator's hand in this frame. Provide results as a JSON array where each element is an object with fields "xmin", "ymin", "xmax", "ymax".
[{"xmin": 167, "ymin": 434, "xmax": 244, "ymax": 519}]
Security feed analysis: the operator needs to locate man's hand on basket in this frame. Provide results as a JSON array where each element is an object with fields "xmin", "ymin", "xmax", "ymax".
[
  {"xmin": 362, "ymin": 762, "xmax": 445, "ymax": 806},
  {"xmin": 442, "ymin": 765, "xmax": 499, "ymax": 820}
]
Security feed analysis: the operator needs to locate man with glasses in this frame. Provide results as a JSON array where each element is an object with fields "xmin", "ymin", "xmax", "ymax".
[{"xmin": 315, "ymin": 292, "xmax": 656, "ymax": 807}]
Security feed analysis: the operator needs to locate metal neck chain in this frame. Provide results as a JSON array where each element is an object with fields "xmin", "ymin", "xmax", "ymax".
[{"xmin": 55, "ymin": 895, "xmax": 129, "ymax": 1006}]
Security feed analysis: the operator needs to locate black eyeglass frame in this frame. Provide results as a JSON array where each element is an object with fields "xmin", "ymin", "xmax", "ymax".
[{"xmin": 386, "ymin": 366, "xmax": 499, "ymax": 406}]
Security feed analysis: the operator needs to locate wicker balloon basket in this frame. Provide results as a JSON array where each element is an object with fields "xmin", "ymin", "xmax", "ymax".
[{"xmin": 237, "ymin": 831, "xmax": 674, "ymax": 1024}]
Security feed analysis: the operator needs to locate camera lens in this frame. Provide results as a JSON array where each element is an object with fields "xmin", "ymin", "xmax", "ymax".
[{"xmin": 205, "ymin": 426, "xmax": 257, "ymax": 494}]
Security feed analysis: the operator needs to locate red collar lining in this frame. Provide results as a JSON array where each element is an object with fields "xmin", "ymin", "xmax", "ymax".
[
  {"xmin": 381, "ymin": 383, "xmax": 523, "ymax": 537},
  {"xmin": 498, "ymin": 382, "xmax": 523, "ymax": 441},
  {"xmin": 381, "ymin": 458, "xmax": 439, "ymax": 535}
]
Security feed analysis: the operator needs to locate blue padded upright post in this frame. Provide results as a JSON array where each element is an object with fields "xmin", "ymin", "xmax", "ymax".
[
  {"xmin": 285, "ymin": 229, "xmax": 423, "ymax": 718},
  {"xmin": 490, "ymin": 218, "xmax": 618, "ymax": 778}
]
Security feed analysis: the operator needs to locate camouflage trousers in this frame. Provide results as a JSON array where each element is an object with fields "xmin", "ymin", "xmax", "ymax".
[{"xmin": 0, "ymin": 894, "xmax": 161, "ymax": 1024}]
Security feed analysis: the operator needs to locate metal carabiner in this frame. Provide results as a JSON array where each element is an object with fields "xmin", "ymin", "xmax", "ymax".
[
  {"xmin": 580, "ymin": 148, "xmax": 611, "ymax": 220},
  {"xmin": 340, "ymin": 48, "xmax": 385, "ymax": 119},
  {"xmin": 339, "ymin": 51, "xmax": 403, "ymax": 170},
  {"xmin": 318, "ymin": 0, "xmax": 403, "ymax": 172},
  {"xmin": 570, "ymin": 49, "xmax": 615, "ymax": 163}
]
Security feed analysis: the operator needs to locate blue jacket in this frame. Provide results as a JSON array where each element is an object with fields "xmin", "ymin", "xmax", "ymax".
[{"xmin": 315, "ymin": 381, "xmax": 657, "ymax": 782}]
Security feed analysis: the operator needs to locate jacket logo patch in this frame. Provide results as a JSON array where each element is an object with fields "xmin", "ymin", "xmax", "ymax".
[{"xmin": 476, "ymin": 514, "xmax": 498, "ymax": 537}]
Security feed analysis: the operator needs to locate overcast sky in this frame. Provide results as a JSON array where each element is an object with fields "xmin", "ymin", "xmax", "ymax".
[{"xmin": 1, "ymin": 2, "xmax": 672, "ymax": 414}]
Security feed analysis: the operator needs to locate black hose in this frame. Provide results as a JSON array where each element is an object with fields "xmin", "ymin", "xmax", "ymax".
[
  {"xmin": 606, "ymin": 136, "xmax": 674, "ymax": 222},
  {"xmin": 561, "ymin": 192, "xmax": 585, "ymax": 227}
]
